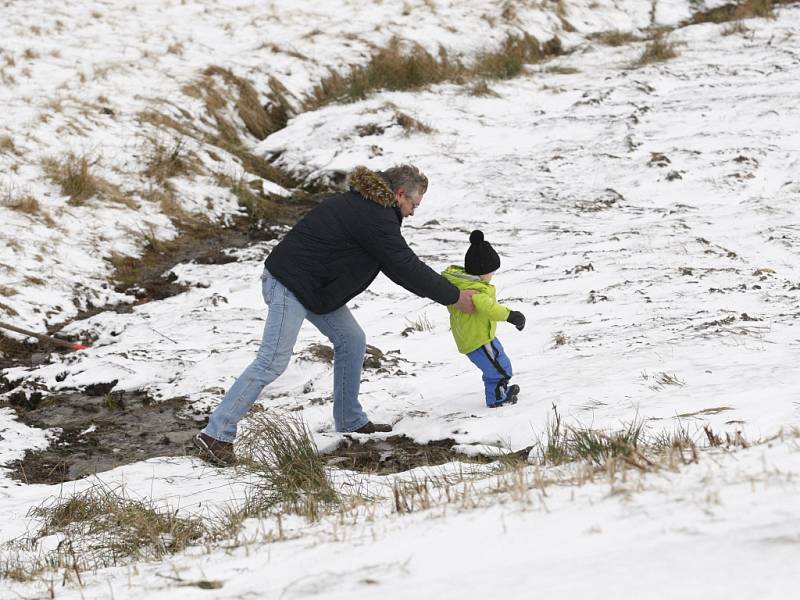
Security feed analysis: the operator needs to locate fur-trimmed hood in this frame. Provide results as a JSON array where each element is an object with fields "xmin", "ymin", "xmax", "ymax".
[{"xmin": 348, "ymin": 165, "xmax": 396, "ymax": 208}]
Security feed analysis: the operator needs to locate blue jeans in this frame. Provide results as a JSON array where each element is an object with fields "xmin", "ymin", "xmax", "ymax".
[
  {"xmin": 203, "ymin": 269, "xmax": 369, "ymax": 440},
  {"xmin": 466, "ymin": 338, "xmax": 514, "ymax": 407}
]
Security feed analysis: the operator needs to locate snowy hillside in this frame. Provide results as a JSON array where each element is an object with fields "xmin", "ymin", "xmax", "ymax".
[{"xmin": 2, "ymin": 0, "xmax": 799, "ymax": 598}]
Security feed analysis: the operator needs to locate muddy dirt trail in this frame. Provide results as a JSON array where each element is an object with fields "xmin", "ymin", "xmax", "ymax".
[{"xmin": 7, "ymin": 388, "xmax": 205, "ymax": 484}]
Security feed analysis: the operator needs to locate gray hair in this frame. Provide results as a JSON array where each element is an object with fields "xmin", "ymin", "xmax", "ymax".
[{"xmin": 379, "ymin": 164, "xmax": 428, "ymax": 196}]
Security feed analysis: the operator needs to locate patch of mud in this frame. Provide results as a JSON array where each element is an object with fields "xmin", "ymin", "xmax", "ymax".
[
  {"xmin": 6, "ymin": 391, "xmax": 205, "ymax": 484},
  {"xmin": 324, "ymin": 435, "xmax": 471, "ymax": 474}
]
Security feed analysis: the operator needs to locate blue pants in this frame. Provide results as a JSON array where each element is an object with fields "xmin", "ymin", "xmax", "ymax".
[
  {"xmin": 203, "ymin": 269, "xmax": 369, "ymax": 441},
  {"xmin": 466, "ymin": 338, "xmax": 514, "ymax": 407}
]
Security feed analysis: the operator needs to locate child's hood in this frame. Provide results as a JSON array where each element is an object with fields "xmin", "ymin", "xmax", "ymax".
[{"xmin": 442, "ymin": 265, "xmax": 495, "ymax": 292}]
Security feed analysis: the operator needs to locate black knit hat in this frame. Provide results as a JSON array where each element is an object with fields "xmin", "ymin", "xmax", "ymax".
[{"xmin": 464, "ymin": 230, "xmax": 500, "ymax": 275}]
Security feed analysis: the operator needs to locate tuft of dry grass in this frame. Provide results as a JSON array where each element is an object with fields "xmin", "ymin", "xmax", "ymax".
[
  {"xmin": 394, "ymin": 110, "xmax": 434, "ymax": 134},
  {"xmin": 690, "ymin": 0, "xmax": 775, "ymax": 24},
  {"xmin": 203, "ymin": 65, "xmax": 285, "ymax": 140},
  {"xmin": 311, "ymin": 38, "xmax": 455, "ymax": 104},
  {"xmin": 175, "ymin": 73, "xmax": 297, "ymax": 189},
  {"xmin": 309, "ymin": 33, "xmax": 562, "ymax": 108},
  {"xmin": 143, "ymin": 137, "xmax": 200, "ymax": 184},
  {"xmin": 544, "ymin": 65, "xmax": 579, "ymax": 74},
  {"xmin": 41, "ymin": 154, "xmax": 99, "ymax": 205},
  {"xmin": 41, "ymin": 153, "xmax": 138, "ymax": 208},
  {"xmin": 552, "ymin": 331, "xmax": 568, "ymax": 348},
  {"xmin": 635, "ymin": 35, "xmax": 679, "ymax": 66},
  {"xmin": 534, "ymin": 405, "xmax": 700, "ymax": 471},
  {"xmin": 501, "ymin": 1, "xmax": 518, "ymax": 22},
  {"xmin": 403, "ymin": 312, "xmax": 434, "ymax": 333},
  {"xmin": 474, "ymin": 33, "xmax": 560, "ymax": 80},
  {"xmin": 466, "ymin": 80, "xmax": 500, "ymax": 97},
  {"xmin": 236, "ymin": 411, "xmax": 339, "ymax": 520},
  {"xmin": 595, "ymin": 30, "xmax": 640, "ymax": 46},
  {"xmin": 166, "ymin": 42, "xmax": 184, "ymax": 55},
  {"xmin": 2, "ymin": 195, "xmax": 40, "ymax": 214},
  {"xmin": 0, "ymin": 134, "xmax": 16, "ymax": 154},
  {"xmin": 0, "ymin": 484, "xmax": 207, "ymax": 581}
]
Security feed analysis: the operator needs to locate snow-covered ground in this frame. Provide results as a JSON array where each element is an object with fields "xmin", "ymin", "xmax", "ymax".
[{"xmin": 2, "ymin": 0, "xmax": 800, "ymax": 597}]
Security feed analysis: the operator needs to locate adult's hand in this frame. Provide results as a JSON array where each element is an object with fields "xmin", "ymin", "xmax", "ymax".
[{"xmin": 453, "ymin": 289, "xmax": 477, "ymax": 314}]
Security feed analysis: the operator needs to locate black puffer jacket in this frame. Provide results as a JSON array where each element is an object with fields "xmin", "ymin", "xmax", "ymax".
[{"xmin": 264, "ymin": 166, "xmax": 459, "ymax": 314}]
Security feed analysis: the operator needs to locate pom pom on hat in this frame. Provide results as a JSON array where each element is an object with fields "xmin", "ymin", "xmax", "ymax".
[{"xmin": 465, "ymin": 230, "xmax": 500, "ymax": 275}]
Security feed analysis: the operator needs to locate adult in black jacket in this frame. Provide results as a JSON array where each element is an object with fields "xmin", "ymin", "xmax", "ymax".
[{"xmin": 195, "ymin": 165, "xmax": 476, "ymax": 465}]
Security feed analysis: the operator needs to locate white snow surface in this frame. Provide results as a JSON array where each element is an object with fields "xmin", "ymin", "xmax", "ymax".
[{"xmin": 1, "ymin": 0, "xmax": 800, "ymax": 598}]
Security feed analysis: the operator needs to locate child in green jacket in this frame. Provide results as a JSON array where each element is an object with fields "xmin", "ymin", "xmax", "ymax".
[{"xmin": 442, "ymin": 230, "xmax": 526, "ymax": 408}]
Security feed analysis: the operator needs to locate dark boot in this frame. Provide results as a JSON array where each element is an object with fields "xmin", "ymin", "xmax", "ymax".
[
  {"xmin": 353, "ymin": 421, "xmax": 392, "ymax": 434},
  {"xmin": 489, "ymin": 384, "xmax": 520, "ymax": 409},
  {"xmin": 193, "ymin": 432, "xmax": 236, "ymax": 466}
]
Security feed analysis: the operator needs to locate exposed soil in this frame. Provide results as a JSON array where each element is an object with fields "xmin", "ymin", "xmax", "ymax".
[
  {"xmin": 6, "ymin": 390, "xmax": 207, "ymax": 484},
  {"xmin": 324, "ymin": 435, "xmax": 471, "ymax": 474}
]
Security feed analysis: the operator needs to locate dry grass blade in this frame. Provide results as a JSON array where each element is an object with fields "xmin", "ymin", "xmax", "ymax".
[
  {"xmin": 236, "ymin": 410, "xmax": 339, "ymax": 519},
  {"xmin": 690, "ymin": 0, "xmax": 775, "ymax": 24},
  {"xmin": 41, "ymin": 154, "xmax": 98, "ymax": 205},
  {"xmin": 594, "ymin": 30, "xmax": 639, "ymax": 46},
  {"xmin": 143, "ymin": 137, "xmax": 200, "ymax": 184},
  {"xmin": 635, "ymin": 36, "xmax": 679, "ymax": 66},
  {"xmin": 1, "ymin": 483, "xmax": 207, "ymax": 581}
]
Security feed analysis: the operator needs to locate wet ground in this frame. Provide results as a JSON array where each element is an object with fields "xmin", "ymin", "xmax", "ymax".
[
  {"xmin": 6, "ymin": 386, "xmax": 492, "ymax": 482},
  {"xmin": 324, "ymin": 435, "xmax": 465, "ymax": 474},
  {"xmin": 6, "ymin": 389, "xmax": 205, "ymax": 484}
]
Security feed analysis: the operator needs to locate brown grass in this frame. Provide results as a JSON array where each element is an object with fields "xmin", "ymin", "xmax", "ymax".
[
  {"xmin": 308, "ymin": 33, "xmax": 561, "ymax": 108},
  {"xmin": 0, "ymin": 135, "xmax": 16, "ymax": 154},
  {"xmin": 594, "ymin": 30, "xmax": 639, "ymax": 46},
  {"xmin": 0, "ymin": 484, "xmax": 207, "ymax": 581},
  {"xmin": 474, "ymin": 33, "xmax": 562, "ymax": 80},
  {"xmin": 544, "ymin": 65, "xmax": 579, "ymax": 74},
  {"xmin": 260, "ymin": 42, "xmax": 309, "ymax": 61},
  {"xmin": 309, "ymin": 38, "xmax": 456, "ymax": 105},
  {"xmin": 203, "ymin": 65, "xmax": 284, "ymax": 140},
  {"xmin": 1, "ymin": 192, "xmax": 40, "ymax": 215},
  {"xmin": 143, "ymin": 137, "xmax": 200, "ymax": 184},
  {"xmin": 236, "ymin": 411, "xmax": 340, "ymax": 521},
  {"xmin": 166, "ymin": 42, "xmax": 184, "ymax": 55},
  {"xmin": 22, "ymin": 48, "xmax": 38, "ymax": 60},
  {"xmin": 0, "ymin": 301, "xmax": 20, "ymax": 317},
  {"xmin": 635, "ymin": 36, "xmax": 679, "ymax": 66},
  {"xmin": 466, "ymin": 80, "xmax": 500, "ymax": 97},
  {"xmin": 41, "ymin": 154, "xmax": 98, "ymax": 205},
  {"xmin": 41, "ymin": 153, "xmax": 137, "ymax": 208},
  {"xmin": 175, "ymin": 73, "xmax": 296, "ymax": 188},
  {"xmin": 394, "ymin": 111, "xmax": 434, "ymax": 134},
  {"xmin": 690, "ymin": 0, "xmax": 775, "ymax": 24}
]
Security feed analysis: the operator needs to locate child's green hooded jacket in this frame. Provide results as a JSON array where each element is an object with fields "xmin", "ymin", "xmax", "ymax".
[{"xmin": 441, "ymin": 265, "xmax": 511, "ymax": 354}]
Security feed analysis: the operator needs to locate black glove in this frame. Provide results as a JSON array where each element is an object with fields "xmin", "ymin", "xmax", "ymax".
[{"xmin": 507, "ymin": 310, "xmax": 526, "ymax": 331}]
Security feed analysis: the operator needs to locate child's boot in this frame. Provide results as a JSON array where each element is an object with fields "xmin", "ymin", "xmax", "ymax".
[{"xmin": 489, "ymin": 384, "xmax": 520, "ymax": 408}]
